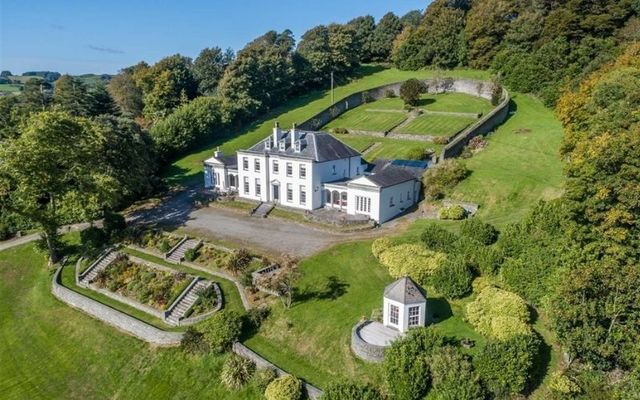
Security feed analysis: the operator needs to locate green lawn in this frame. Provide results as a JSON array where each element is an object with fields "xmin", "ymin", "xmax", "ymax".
[
  {"xmin": 398, "ymin": 114, "xmax": 477, "ymax": 136},
  {"xmin": 368, "ymin": 92, "xmax": 493, "ymax": 114},
  {"xmin": 0, "ymin": 83, "xmax": 21, "ymax": 93},
  {"xmin": 0, "ymin": 241, "xmax": 261, "ymax": 400},
  {"xmin": 163, "ymin": 66, "xmax": 489, "ymax": 187},
  {"xmin": 243, "ymin": 240, "xmax": 481, "ymax": 388},
  {"xmin": 446, "ymin": 93, "xmax": 565, "ymax": 226},
  {"xmin": 331, "ymin": 134, "xmax": 442, "ymax": 161},
  {"xmin": 324, "ymin": 109, "xmax": 406, "ymax": 132}
]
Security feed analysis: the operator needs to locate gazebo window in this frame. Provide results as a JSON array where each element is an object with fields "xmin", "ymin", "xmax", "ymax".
[
  {"xmin": 408, "ymin": 306, "xmax": 420, "ymax": 327},
  {"xmin": 389, "ymin": 304, "xmax": 399, "ymax": 325}
]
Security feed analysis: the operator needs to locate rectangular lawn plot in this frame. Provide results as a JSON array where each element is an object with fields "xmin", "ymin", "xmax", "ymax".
[
  {"xmin": 398, "ymin": 114, "xmax": 477, "ymax": 137},
  {"xmin": 324, "ymin": 109, "xmax": 406, "ymax": 132},
  {"xmin": 332, "ymin": 134, "xmax": 442, "ymax": 161},
  {"xmin": 420, "ymin": 92, "xmax": 493, "ymax": 114}
]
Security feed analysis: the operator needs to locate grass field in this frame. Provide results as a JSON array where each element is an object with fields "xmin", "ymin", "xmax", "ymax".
[
  {"xmin": 0, "ymin": 83, "xmax": 21, "ymax": 93},
  {"xmin": 163, "ymin": 66, "xmax": 490, "ymax": 187},
  {"xmin": 243, "ymin": 240, "xmax": 483, "ymax": 388},
  {"xmin": 324, "ymin": 109, "xmax": 406, "ymax": 132},
  {"xmin": 332, "ymin": 134, "xmax": 442, "ymax": 161},
  {"xmin": 368, "ymin": 92, "xmax": 492, "ymax": 114},
  {"xmin": 0, "ymin": 239, "xmax": 262, "ymax": 400},
  {"xmin": 398, "ymin": 114, "xmax": 476, "ymax": 136}
]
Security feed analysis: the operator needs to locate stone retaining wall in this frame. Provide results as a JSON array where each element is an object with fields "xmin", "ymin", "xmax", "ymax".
[
  {"xmin": 232, "ymin": 342, "xmax": 324, "ymax": 399},
  {"xmin": 344, "ymin": 129, "xmax": 387, "ymax": 137},
  {"xmin": 52, "ymin": 266, "xmax": 183, "ymax": 346},
  {"xmin": 351, "ymin": 320, "xmax": 386, "ymax": 363},
  {"xmin": 386, "ymin": 132, "xmax": 436, "ymax": 142},
  {"xmin": 179, "ymin": 282, "xmax": 223, "ymax": 326}
]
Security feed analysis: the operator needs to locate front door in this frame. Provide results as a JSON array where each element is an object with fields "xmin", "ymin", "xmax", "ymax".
[{"xmin": 272, "ymin": 184, "xmax": 280, "ymax": 203}]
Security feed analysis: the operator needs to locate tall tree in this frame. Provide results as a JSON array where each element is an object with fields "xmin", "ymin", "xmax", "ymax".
[
  {"xmin": 107, "ymin": 71, "xmax": 143, "ymax": 117},
  {"xmin": 400, "ymin": 10, "xmax": 423, "ymax": 29},
  {"xmin": 22, "ymin": 77, "xmax": 52, "ymax": 112},
  {"xmin": 87, "ymin": 82, "xmax": 118, "ymax": 116},
  {"xmin": 53, "ymin": 75, "xmax": 89, "ymax": 116},
  {"xmin": 464, "ymin": 0, "xmax": 516, "ymax": 68},
  {"xmin": 370, "ymin": 12, "xmax": 402, "ymax": 61},
  {"xmin": 0, "ymin": 111, "xmax": 120, "ymax": 262},
  {"xmin": 346, "ymin": 15, "xmax": 376, "ymax": 62},
  {"xmin": 192, "ymin": 47, "xmax": 234, "ymax": 95}
]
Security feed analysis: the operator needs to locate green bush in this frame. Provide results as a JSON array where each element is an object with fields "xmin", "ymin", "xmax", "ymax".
[
  {"xmin": 423, "ymin": 159, "xmax": 469, "ymax": 199},
  {"xmin": 226, "ymin": 248, "xmax": 252, "ymax": 275},
  {"xmin": 439, "ymin": 205, "xmax": 467, "ymax": 220},
  {"xmin": 371, "ymin": 237, "xmax": 392, "ymax": 258},
  {"xmin": 184, "ymin": 247, "xmax": 198, "ymax": 262},
  {"xmin": 378, "ymin": 243, "xmax": 447, "ymax": 286},
  {"xmin": 475, "ymin": 245, "xmax": 504, "ymax": 276},
  {"xmin": 332, "ymin": 127, "xmax": 349, "ymax": 135},
  {"xmin": 80, "ymin": 226, "xmax": 107, "ymax": 257},
  {"xmin": 264, "ymin": 375, "xmax": 302, "ymax": 400},
  {"xmin": 431, "ymin": 256, "xmax": 474, "ymax": 299},
  {"xmin": 220, "ymin": 354, "xmax": 255, "ymax": 390},
  {"xmin": 466, "ymin": 286, "xmax": 531, "ymax": 341},
  {"xmin": 420, "ymin": 223, "xmax": 458, "ymax": 252},
  {"xmin": 321, "ymin": 381, "xmax": 384, "ymax": 400},
  {"xmin": 460, "ymin": 219, "xmax": 498, "ymax": 245},
  {"xmin": 103, "ymin": 210, "xmax": 126, "ymax": 240},
  {"xmin": 426, "ymin": 346, "xmax": 485, "ymax": 400},
  {"xmin": 158, "ymin": 238, "xmax": 171, "ymax": 253},
  {"xmin": 406, "ymin": 147, "xmax": 427, "ymax": 160},
  {"xmin": 252, "ymin": 368, "xmax": 278, "ymax": 392},
  {"xmin": 400, "ymin": 78, "xmax": 427, "ymax": 107},
  {"xmin": 201, "ymin": 310, "xmax": 243, "ymax": 352},
  {"xmin": 474, "ymin": 333, "xmax": 541, "ymax": 396},
  {"xmin": 180, "ymin": 327, "xmax": 209, "ymax": 354}
]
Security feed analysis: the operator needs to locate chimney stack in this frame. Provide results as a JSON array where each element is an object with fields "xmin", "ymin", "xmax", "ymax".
[
  {"xmin": 291, "ymin": 123, "xmax": 297, "ymax": 147},
  {"xmin": 273, "ymin": 121, "xmax": 282, "ymax": 144},
  {"xmin": 214, "ymin": 146, "xmax": 222, "ymax": 158}
]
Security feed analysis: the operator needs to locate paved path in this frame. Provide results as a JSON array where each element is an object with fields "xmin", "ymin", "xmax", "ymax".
[{"xmin": 0, "ymin": 222, "xmax": 93, "ymax": 252}]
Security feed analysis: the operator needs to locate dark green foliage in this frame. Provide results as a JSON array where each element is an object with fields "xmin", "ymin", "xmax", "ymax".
[
  {"xmin": 201, "ymin": 310, "xmax": 243, "ymax": 353},
  {"xmin": 400, "ymin": 10, "xmax": 423, "ymax": 29},
  {"xmin": 252, "ymin": 368, "xmax": 278, "ymax": 392},
  {"xmin": 192, "ymin": 47, "xmax": 234, "ymax": 95},
  {"xmin": 399, "ymin": 78, "xmax": 427, "ymax": 107},
  {"xmin": 384, "ymin": 327, "xmax": 450, "ymax": 400},
  {"xmin": 346, "ymin": 15, "xmax": 376, "ymax": 62},
  {"xmin": 87, "ymin": 82, "xmax": 118, "ymax": 116},
  {"xmin": 297, "ymin": 24, "xmax": 359, "ymax": 82},
  {"xmin": 184, "ymin": 248, "xmax": 197, "ymax": 262},
  {"xmin": 80, "ymin": 226, "xmax": 107, "ymax": 257},
  {"xmin": 422, "ymin": 159, "xmax": 469, "ymax": 199},
  {"xmin": 103, "ymin": 211, "xmax": 126, "ymax": 240},
  {"xmin": 107, "ymin": 72, "xmax": 143, "ymax": 116},
  {"xmin": 420, "ymin": 223, "xmax": 458, "ymax": 252},
  {"xmin": 226, "ymin": 248, "xmax": 252, "ymax": 275},
  {"xmin": 53, "ymin": 75, "xmax": 89, "ymax": 116},
  {"xmin": 321, "ymin": 381, "xmax": 384, "ymax": 400},
  {"xmin": 427, "ymin": 346, "xmax": 485, "ymax": 400},
  {"xmin": 460, "ymin": 218, "xmax": 498, "ymax": 245},
  {"xmin": 474, "ymin": 245, "xmax": 504, "ymax": 276},
  {"xmin": 180, "ymin": 327, "xmax": 209, "ymax": 354},
  {"xmin": 431, "ymin": 256, "xmax": 473, "ymax": 298},
  {"xmin": 369, "ymin": 12, "xmax": 402, "ymax": 61},
  {"xmin": 474, "ymin": 333, "xmax": 541, "ymax": 397}
]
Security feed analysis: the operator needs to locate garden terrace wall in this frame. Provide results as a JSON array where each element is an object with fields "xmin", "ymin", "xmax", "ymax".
[
  {"xmin": 52, "ymin": 266, "xmax": 183, "ymax": 346},
  {"xmin": 178, "ymin": 282, "xmax": 223, "ymax": 326},
  {"xmin": 351, "ymin": 320, "xmax": 386, "ymax": 363}
]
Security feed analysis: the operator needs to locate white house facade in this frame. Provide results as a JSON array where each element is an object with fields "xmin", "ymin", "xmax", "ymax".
[
  {"xmin": 382, "ymin": 277, "xmax": 427, "ymax": 333},
  {"xmin": 204, "ymin": 123, "xmax": 428, "ymax": 223}
]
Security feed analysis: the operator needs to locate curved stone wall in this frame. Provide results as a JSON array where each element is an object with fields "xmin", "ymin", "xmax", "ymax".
[
  {"xmin": 52, "ymin": 266, "xmax": 183, "ymax": 346},
  {"xmin": 351, "ymin": 320, "xmax": 387, "ymax": 363}
]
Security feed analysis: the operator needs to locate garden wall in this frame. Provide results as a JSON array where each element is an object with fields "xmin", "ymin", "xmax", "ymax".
[
  {"xmin": 351, "ymin": 320, "xmax": 386, "ymax": 363},
  {"xmin": 52, "ymin": 266, "xmax": 183, "ymax": 346}
]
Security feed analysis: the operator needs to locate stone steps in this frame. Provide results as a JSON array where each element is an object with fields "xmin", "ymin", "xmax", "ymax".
[
  {"xmin": 251, "ymin": 202, "xmax": 274, "ymax": 218},
  {"xmin": 81, "ymin": 251, "xmax": 117, "ymax": 284},
  {"xmin": 165, "ymin": 280, "xmax": 212, "ymax": 325},
  {"xmin": 166, "ymin": 238, "xmax": 200, "ymax": 263}
]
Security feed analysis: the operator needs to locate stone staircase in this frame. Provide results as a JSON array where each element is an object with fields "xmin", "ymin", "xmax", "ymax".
[
  {"xmin": 165, "ymin": 279, "xmax": 212, "ymax": 325},
  {"xmin": 251, "ymin": 202, "xmax": 274, "ymax": 218},
  {"xmin": 80, "ymin": 249, "xmax": 118, "ymax": 284},
  {"xmin": 166, "ymin": 238, "xmax": 200, "ymax": 264}
]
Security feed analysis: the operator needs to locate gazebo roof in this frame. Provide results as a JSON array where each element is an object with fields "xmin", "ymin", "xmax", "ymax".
[{"xmin": 384, "ymin": 276, "xmax": 427, "ymax": 304}]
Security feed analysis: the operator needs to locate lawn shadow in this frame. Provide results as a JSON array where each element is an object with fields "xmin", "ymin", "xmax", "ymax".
[
  {"xmin": 426, "ymin": 297, "xmax": 453, "ymax": 324},
  {"xmin": 416, "ymin": 97, "xmax": 436, "ymax": 108},
  {"xmin": 293, "ymin": 275, "xmax": 350, "ymax": 304}
]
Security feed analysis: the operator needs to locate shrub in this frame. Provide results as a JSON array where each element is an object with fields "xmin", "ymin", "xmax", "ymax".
[
  {"xmin": 80, "ymin": 226, "xmax": 107, "ymax": 257},
  {"xmin": 431, "ymin": 256, "xmax": 474, "ymax": 299},
  {"xmin": 220, "ymin": 354, "xmax": 256, "ymax": 390},
  {"xmin": 201, "ymin": 310, "xmax": 243, "ymax": 352},
  {"xmin": 226, "ymin": 248, "xmax": 252, "ymax": 275},
  {"xmin": 103, "ymin": 210, "xmax": 126, "ymax": 240},
  {"xmin": 406, "ymin": 147, "xmax": 427, "ymax": 160},
  {"xmin": 420, "ymin": 223, "xmax": 458, "ymax": 252},
  {"xmin": 384, "ymin": 327, "xmax": 449, "ymax": 400},
  {"xmin": 466, "ymin": 286, "xmax": 531, "ymax": 341},
  {"xmin": 427, "ymin": 346, "xmax": 485, "ymax": 400},
  {"xmin": 467, "ymin": 135, "xmax": 488, "ymax": 151},
  {"xmin": 400, "ymin": 78, "xmax": 427, "ymax": 107},
  {"xmin": 253, "ymin": 368, "xmax": 278, "ymax": 392},
  {"xmin": 439, "ymin": 205, "xmax": 467, "ymax": 220},
  {"xmin": 432, "ymin": 136, "xmax": 449, "ymax": 145},
  {"xmin": 184, "ymin": 247, "xmax": 198, "ymax": 262},
  {"xmin": 460, "ymin": 219, "xmax": 499, "ymax": 245},
  {"xmin": 378, "ymin": 243, "xmax": 447, "ymax": 286},
  {"xmin": 475, "ymin": 245, "xmax": 504, "ymax": 276},
  {"xmin": 474, "ymin": 333, "xmax": 541, "ymax": 396},
  {"xmin": 332, "ymin": 127, "xmax": 349, "ymax": 135},
  {"xmin": 158, "ymin": 238, "xmax": 171, "ymax": 253},
  {"xmin": 180, "ymin": 327, "xmax": 209, "ymax": 354},
  {"xmin": 246, "ymin": 305, "xmax": 270, "ymax": 329},
  {"xmin": 264, "ymin": 375, "xmax": 302, "ymax": 400},
  {"xmin": 423, "ymin": 159, "xmax": 469, "ymax": 199},
  {"xmin": 384, "ymin": 89, "xmax": 396, "ymax": 98},
  {"xmin": 321, "ymin": 381, "xmax": 384, "ymax": 400},
  {"xmin": 371, "ymin": 237, "xmax": 392, "ymax": 258},
  {"xmin": 548, "ymin": 371, "xmax": 581, "ymax": 397}
]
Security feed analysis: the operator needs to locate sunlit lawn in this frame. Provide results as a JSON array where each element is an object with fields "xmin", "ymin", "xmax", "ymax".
[{"xmin": 398, "ymin": 114, "xmax": 477, "ymax": 136}]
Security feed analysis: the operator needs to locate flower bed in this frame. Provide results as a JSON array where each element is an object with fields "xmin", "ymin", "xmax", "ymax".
[
  {"xmin": 92, "ymin": 254, "xmax": 191, "ymax": 310},
  {"xmin": 193, "ymin": 244, "xmax": 231, "ymax": 269},
  {"xmin": 124, "ymin": 228, "xmax": 182, "ymax": 254},
  {"xmin": 184, "ymin": 284, "xmax": 219, "ymax": 318}
]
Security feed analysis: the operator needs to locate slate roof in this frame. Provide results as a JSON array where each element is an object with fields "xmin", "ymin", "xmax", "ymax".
[
  {"xmin": 371, "ymin": 159, "xmax": 430, "ymax": 180},
  {"xmin": 244, "ymin": 130, "xmax": 360, "ymax": 162},
  {"xmin": 204, "ymin": 153, "xmax": 237, "ymax": 168},
  {"xmin": 384, "ymin": 277, "xmax": 427, "ymax": 304},
  {"xmin": 363, "ymin": 166, "xmax": 416, "ymax": 188}
]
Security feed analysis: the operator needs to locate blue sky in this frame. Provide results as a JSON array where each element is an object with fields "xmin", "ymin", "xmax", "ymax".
[{"xmin": 0, "ymin": 0, "xmax": 428, "ymax": 75}]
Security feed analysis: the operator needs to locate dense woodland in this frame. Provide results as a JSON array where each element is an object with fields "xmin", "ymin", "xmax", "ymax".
[{"xmin": 0, "ymin": 1, "xmax": 639, "ymax": 398}]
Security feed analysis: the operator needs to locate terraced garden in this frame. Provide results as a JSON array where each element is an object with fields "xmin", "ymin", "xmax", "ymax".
[{"xmin": 397, "ymin": 114, "xmax": 477, "ymax": 137}]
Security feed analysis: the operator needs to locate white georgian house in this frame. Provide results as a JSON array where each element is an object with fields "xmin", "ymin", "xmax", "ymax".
[
  {"xmin": 383, "ymin": 277, "xmax": 427, "ymax": 333},
  {"xmin": 204, "ymin": 123, "xmax": 428, "ymax": 223}
]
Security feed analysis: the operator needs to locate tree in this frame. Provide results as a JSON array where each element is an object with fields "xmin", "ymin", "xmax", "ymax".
[
  {"xmin": 264, "ymin": 375, "xmax": 302, "ymax": 400},
  {"xmin": 193, "ymin": 46, "xmax": 234, "ymax": 95},
  {"xmin": 431, "ymin": 256, "xmax": 473, "ymax": 299},
  {"xmin": 427, "ymin": 346, "xmax": 485, "ymax": 400},
  {"xmin": 422, "ymin": 159, "xmax": 469, "ymax": 199},
  {"xmin": 53, "ymin": 74, "xmax": 89, "ymax": 116},
  {"xmin": 384, "ymin": 327, "xmax": 450, "ymax": 400},
  {"xmin": 399, "ymin": 78, "xmax": 427, "ymax": 107},
  {"xmin": 370, "ymin": 12, "xmax": 402, "ymax": 61},
  {"xmin": 474, "ymin": 334, "xmax": 541, "ymax": 396},
  {"xmin": 464, "ymin": 0, "xmax": 516, "ymax": 68},
  {"xmin": 0, "ymin": 111, "xmax": 120, "ymax": 262},
  {"xmin": 87, "ymin": 82, "xmax": 118, "ymax": 116},
  {"xmin": 200, "ymin": 310, "xmax": 243, "ymax": 352},
  {"xmin": 297, "ymin": 23, "xmax": 358, "ymax": 83},
  {"xmin": 346, "ymin": 15, "xmax": 375, "ymax": 62},
  {"xmin": 400, "ymin": 10, "xmax": 423, "ymax": 29},
  {"xmin": 220, "ymin": 354, "xmax": 255, "ymax": 390},
  {"xmin": 225, "ymin": 248, "xmax": 253, "ymax": 275},
  {"xmin": 107, "ymin": 72, "xmax": 143, "ymax": 116},
  {"xmin": 420, "ymin": 223, "xmax": 459, "ymax": 252},
  {"xmin": 460, "ymin": 218, "xmax": 498, "ymax": 245},
  {"xmin": 22, "ymin": 77, "xmax": 52, "ymax": 112},
  {"xmin": 257, "ymin": 255, "xmax": 301, "ymax": 309}
]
